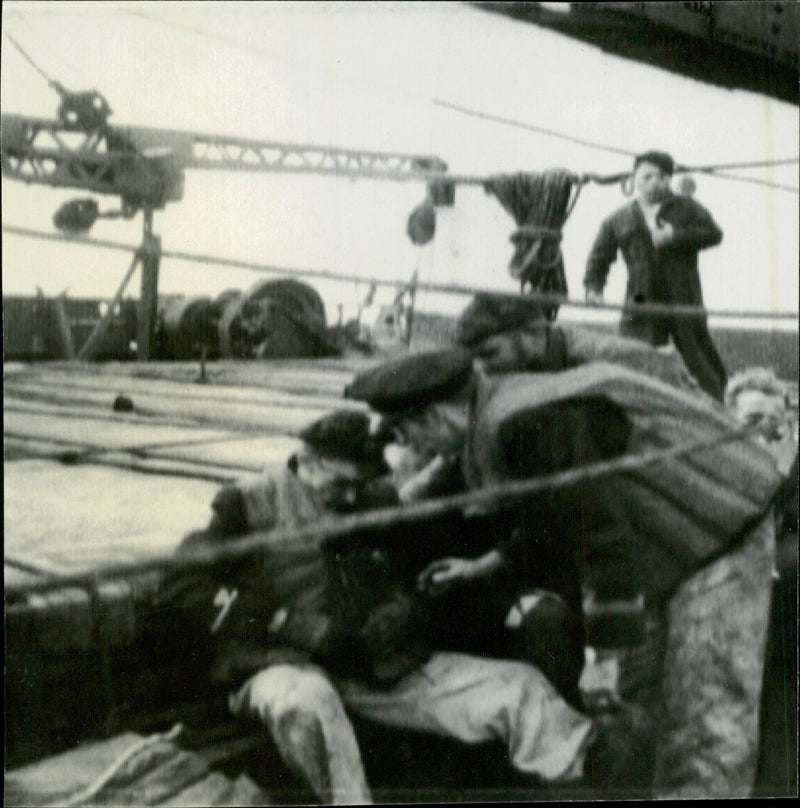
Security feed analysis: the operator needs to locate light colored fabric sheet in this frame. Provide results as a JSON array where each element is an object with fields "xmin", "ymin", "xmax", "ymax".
[
  {"xmin": 340, "ymin": 651, "xmax": 592, "ymax": 783},
  {"xmin": 231, "ymin": 652, "xmax": 593, "ymax": 804}
]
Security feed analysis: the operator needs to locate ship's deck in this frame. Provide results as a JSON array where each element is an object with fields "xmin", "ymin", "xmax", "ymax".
[
  {"xmin": 4, "ymin": 356, "xmax": 380, "ymax": 587},
  {"xmin": 5, "ymin": 355, "xmax": 797, "ymax": 587},
  {"xmin": 5, "ymin": 354, "xmax": 797, "ymax": 801}
]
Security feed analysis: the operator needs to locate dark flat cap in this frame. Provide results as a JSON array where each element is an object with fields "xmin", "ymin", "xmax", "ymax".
[
  {"xmin": 299, "ymin": 410, "xmax": 389, "ymax": 470},
  {"xmin": 344, "ymin": 349, "xmax": 474, "ymax": 413},
  {"xmin": 456, "ymin": 293, "xmax": 546, "ymax": 348},
  {"xmin": 634, "ymin": 150, "xmax": 675, "ymax": 176}
]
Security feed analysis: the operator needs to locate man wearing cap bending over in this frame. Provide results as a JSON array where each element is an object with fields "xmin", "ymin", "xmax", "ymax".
[
  {"xmin": 345, "ymin": 351, "xmax": 587, "ymax": 708},
  {"xmin": 347, "ymin": 348, "xmax": 783, "ymax": 798},
  {"xmin": 584, "ymin": 150, "xmax": 727, "ymax": 400},
  {"xmin": 166, "ymin": 410, "xmax": 593, "ymax": 805}
]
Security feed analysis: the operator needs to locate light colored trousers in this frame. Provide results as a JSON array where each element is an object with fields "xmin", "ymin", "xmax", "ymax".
[{"xmin": 230, "ymin": 651, "xmax": 593, "ymax": 804}]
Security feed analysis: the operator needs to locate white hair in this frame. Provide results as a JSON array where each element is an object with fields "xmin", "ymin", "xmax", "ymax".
[{"xmin": 724, "ymin": 367, "xmax": 789, "ymax": 412}]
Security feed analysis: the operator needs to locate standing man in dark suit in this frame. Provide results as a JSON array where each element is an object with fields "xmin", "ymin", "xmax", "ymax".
[{"xmin": 584, "ymin": 150, "xmax": 728, "ymax": 400}]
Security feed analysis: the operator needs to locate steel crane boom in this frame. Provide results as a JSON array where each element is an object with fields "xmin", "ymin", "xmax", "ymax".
[
  {"xmin": 1, "ymin": 112, "xmax": 449, "ymax": 210},
  {"xmin": 1, "ymin": 105, "xmax": 448, "ymax": 360}
]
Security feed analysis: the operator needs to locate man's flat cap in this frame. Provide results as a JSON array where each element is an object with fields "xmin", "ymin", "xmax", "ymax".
[
  {"xmin": 456, "ymin": 293, "xmax": 546, "ymax": 348},
  {"xmin": 344, "ymin": 349, "xmax": 474, "ymax": 413},
  {"xmin": 299, "ymin": 410, "xmax": 388, "ymax": 469}
]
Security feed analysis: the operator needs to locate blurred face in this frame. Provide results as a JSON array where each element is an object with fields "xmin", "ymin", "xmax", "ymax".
[
  {"xmin": 383, "ymin": 441, "xmax": 426, "ymax": 481},
  {"xmin": 634, "ymin": 161, "xmax": 671, "ymax": 204},
  {"xmin": 730, "ymin": 389, "xmax": 790, "ymax": 451},
  {"xmin": 387, "ymin": 402, "xmax": 468, "ymax": 463},
  {"xmin": 294, "ymin": 443, "xmax": 364, "ymax": 490}
]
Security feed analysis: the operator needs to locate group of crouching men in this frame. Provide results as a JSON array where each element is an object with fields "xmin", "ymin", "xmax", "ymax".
[{"xmin": 156, "ymin": 293, "xmax": 797, "ymax": 802}]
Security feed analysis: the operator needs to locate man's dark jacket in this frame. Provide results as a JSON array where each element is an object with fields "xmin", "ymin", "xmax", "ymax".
[{"xmin": 583, "ymin": 194, "xmax": 727, "ymax": 398}]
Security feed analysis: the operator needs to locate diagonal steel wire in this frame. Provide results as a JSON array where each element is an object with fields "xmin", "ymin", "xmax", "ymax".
[
  {"xmin": 3, "ymin": 224, "xmax": 797, "ymax": 322},
  {"xmin": 4, "ymin": 424, "xmax": 762, "ymax": 597}
]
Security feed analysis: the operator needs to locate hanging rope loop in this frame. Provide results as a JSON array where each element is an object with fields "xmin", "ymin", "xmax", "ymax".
[
  {"xmin": 511, "ymin": 225, "xmax": 563, "ymax": 243},
  {"xmin": 484, "ymin": 170, "xmax": 579, "ymax": 320}
]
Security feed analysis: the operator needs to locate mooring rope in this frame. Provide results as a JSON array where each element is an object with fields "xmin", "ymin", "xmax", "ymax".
[{"xmin": 4, "ymin": 424, "xmax": 758, "ymax": 598}]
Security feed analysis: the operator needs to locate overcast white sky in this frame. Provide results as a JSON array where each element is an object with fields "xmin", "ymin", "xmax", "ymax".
[{"xmin": 2, "ymin": 1, "xmax": 798, "ymax": 328}]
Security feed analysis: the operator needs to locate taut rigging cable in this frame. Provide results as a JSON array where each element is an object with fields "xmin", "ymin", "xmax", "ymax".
[
  {"xmin": 122, "ymin": 10, "xmax": 799, "ymax": 193},
  {"xmin": 3, "ymin": 223, "xmax": 797, "ymax": 322},
  {"xmin": 4, "ymin": 22, "xmax": 798, "ymax": 192},
  {"xmin": 3, "ymin": 424, "xmax": 759, "ymax": 598}
]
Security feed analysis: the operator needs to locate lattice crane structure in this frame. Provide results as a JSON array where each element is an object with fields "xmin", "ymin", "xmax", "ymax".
[{"xmin": 1, "ymin": 95, "xmax": 449, "ymax": 359}]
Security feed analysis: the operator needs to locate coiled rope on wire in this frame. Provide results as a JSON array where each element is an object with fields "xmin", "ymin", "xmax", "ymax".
[
  {"xmin": 483, "ymin": 170, "xmax": 580, "ymax": 319},
  {"xmin": 3, "ymin": 424, "xmax": 759, "ymax": 598},
  {"xmin": 4, "ymin": 23, "xmax": 798, "ymax": 196},
  {"xmin": 3, "ymin": 224, "xmax": 797, "ymax": 322},
  {"xmin": 436, "ymin": 100, "xmax": 800, "ymax": 193}
]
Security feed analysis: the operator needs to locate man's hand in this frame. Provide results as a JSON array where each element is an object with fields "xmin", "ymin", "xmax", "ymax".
[
  {"xmin": 416, "ymin": 550, "xmax": 504, "ymax": 596},
  {"xmin": 416, "ymin": 558, "xmax": 477, "ymax": 596},
  {"xmin": 651, "ymin": 221, "xmax": 674, "ymax": 248},
  {"xmin": 585, "ymin": 288, "xmax": 604, "ymax": 306},
  {"xmin": 397, "ymin": 455, "xmax": 444, "ymax": 503}
]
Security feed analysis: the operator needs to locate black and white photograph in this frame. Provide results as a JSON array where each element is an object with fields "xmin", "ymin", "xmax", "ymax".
[{"xmin": 3, "ymin": 1, "xmax": 798, "ymax": 803}]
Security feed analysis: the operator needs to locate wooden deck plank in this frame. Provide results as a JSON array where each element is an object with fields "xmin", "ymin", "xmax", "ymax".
[
  {"xmin": 7, "ymin": 358, "xmax": 370, "ymax": 398},
  {"xmin": 5, "ymin": 384, "xmax": 354, "ymax": 436},
  {"xmin": 4, "ymin": 396, "xmax": 228, "ymax": 430},
  {"xmin": 5, "ymin": 396, "xmax": 339, "ymax": 443},
  {"xmin": 6, "ymin": 368, "xmax": 352, "ymax": 401},
  {"xmin": 4, "ymin": 378, "xmax": 353, "ymax": 420}
]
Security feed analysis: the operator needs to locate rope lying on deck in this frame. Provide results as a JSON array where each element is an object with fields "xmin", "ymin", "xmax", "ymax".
[
  {"xmin": 5, "ymin": 556, "xmax": 64, "ymax": 580},
  {"xmin": 4, "ymin": 424, "xmax": 757, "ymax": 598},
  {"xmin": 52, "ymin": 723, "xmax": 184, "ymax": 808},
  {"xmin": 4, "ymin": 225, "xmax": 797, "ymax": 322}
]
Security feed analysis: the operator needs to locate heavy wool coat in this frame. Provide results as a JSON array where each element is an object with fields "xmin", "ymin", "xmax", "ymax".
[{"xmin": 464, "ymin": 362, "xmax": 780, "ymax": 603}]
